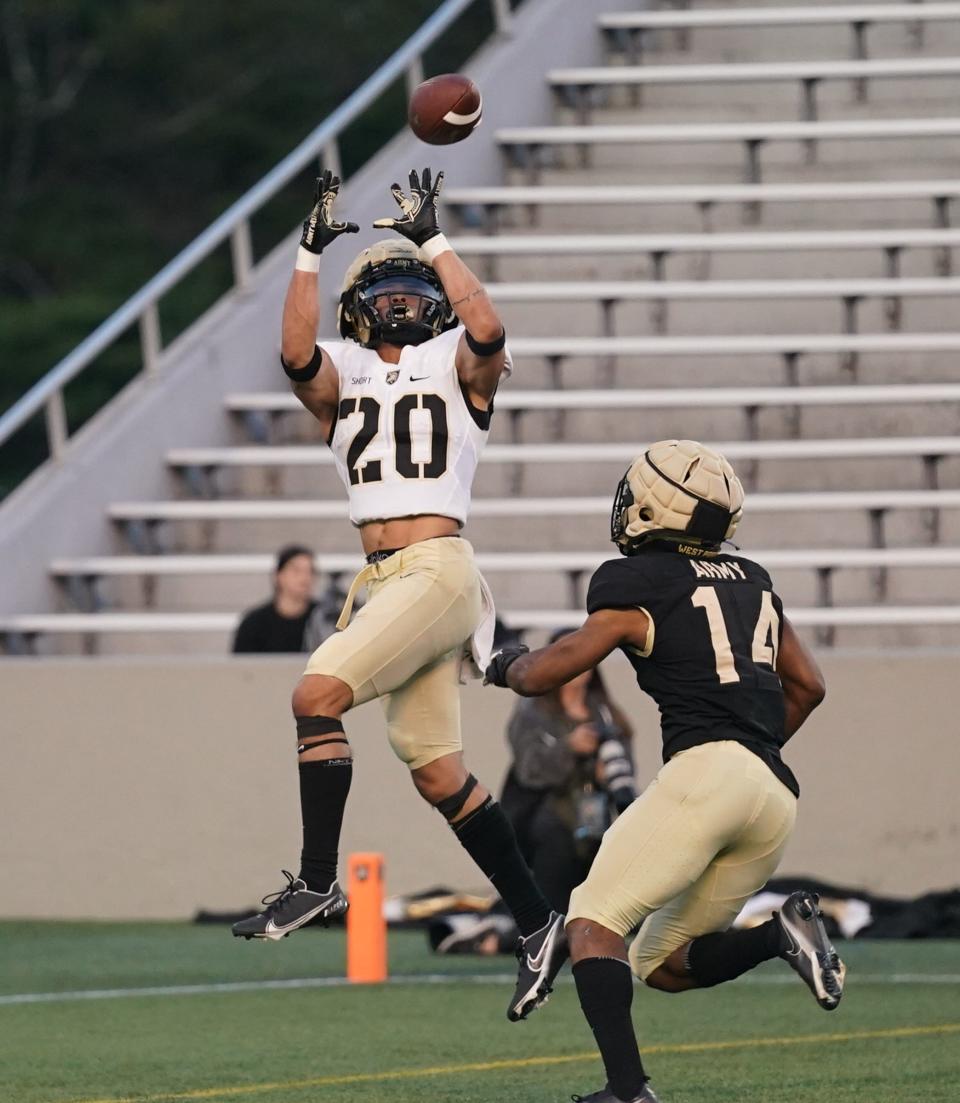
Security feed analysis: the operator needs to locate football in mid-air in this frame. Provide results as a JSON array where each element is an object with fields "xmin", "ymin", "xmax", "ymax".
[{"xmin": 408, "ymin": 74, "xmax": 482, "ymax": 145}]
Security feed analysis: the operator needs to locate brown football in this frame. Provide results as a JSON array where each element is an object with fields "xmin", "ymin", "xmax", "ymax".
[{"xmin": 408, "ymin": 73, "xmax": 483, "ymax": 146}]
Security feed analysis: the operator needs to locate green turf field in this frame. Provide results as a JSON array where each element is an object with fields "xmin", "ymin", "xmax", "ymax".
[{"xmin": 1, "ymin": 923, "xmax": 958, "ymax": 1103}]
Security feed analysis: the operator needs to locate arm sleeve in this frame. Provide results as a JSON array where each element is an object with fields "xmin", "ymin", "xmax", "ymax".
[{"xmin": 507, "ymin": 702, "xmax": 577, "ymax": 790}]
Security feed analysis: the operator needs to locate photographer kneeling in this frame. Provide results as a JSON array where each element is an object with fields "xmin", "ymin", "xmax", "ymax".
[{"xmin": 500, "ymin": 631, "xmax": 636, "ymax": 915}]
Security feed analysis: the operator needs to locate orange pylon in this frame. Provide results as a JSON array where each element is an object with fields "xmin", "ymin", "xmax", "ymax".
[{"xmin": 346, "ymin": 852, "xmax": 387, "ymax": 983}]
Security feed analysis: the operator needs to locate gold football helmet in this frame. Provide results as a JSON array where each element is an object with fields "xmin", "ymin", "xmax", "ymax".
[
  {"xmin": 337, "ymin": 239, "xmax": 456, "ymax": 349},
  {"xmin": 611, "ymin": 439, "xmax": 744, "ymax": 555}
]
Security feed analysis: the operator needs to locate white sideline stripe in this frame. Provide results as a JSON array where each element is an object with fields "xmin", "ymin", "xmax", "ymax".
[{"xmin": 2, "ymin": 972, "xmax": 958, "ymax": 1006}]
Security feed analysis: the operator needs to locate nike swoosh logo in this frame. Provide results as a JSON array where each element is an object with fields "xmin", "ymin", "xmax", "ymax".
[
  {"xmin": 780, "ymin": 921, "xmax": 804, "ymax": 958},
  {"xmin": 263, "ymin": 895, "xmax": 342, "ymax": 935},
  {"xmin": 525, "ymin": 928, "xmax": 555, "ymax": 972},
  {"xmin": 410, "ymin": 375, "xmax": 430, "ymax": 381}
]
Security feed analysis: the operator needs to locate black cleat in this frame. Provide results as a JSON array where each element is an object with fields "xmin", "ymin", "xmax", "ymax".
[
  {"xmin": 231, "ymin": 870, "xmax": 348, "ymax": 941},
  {"xmin": 777, "ymin": 890, "xmax": 846, "ymax": 1010},
  {"xmin": 507, "ymin": 910, "xmax": 569, "ymax": 1022},
  {"xmin": 571, "ymin": 1081, "xmax": 661, "ymax": 1102}
]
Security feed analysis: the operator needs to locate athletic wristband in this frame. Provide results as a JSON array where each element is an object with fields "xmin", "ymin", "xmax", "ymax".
[
  {"xmin": 465, "ymin": 328, "xmax": 506, "ymax": 357},
  {"xmin": 295, "ymin": 246, "xmax": 322, "ymax": 273},
  {"xmin": 419, "ymin": 233, "xmax": 451, "ymax": 265},
  {"xmin": 282, "ymin": 344, "xmax": 323, "ymax": 383}
]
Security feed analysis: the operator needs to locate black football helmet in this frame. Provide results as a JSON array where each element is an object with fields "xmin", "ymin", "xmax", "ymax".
[{"xmin": 338, "ymin": 239, "xmax": 456, "ymax": 349}]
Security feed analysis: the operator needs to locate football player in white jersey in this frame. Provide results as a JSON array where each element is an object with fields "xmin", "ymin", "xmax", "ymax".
[{"xmin": 232, "ymin": 169, "xmax": 567, "ymax": 1022}]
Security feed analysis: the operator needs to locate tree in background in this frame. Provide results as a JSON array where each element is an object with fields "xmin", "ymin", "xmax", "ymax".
[{"xmin": 1, "ymin": 0, "xmax": 497, "ymax": 489}]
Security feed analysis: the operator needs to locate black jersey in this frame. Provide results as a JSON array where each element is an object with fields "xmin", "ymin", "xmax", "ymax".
[{"xmin": 587, "ymin": 544, "xmax": 798, "ymax": 797}]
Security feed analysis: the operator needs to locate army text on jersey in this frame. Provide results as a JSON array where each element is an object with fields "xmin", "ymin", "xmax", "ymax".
[{"xmin": 587, "ymin": 544, "xmax": 799, "ymax": 797}]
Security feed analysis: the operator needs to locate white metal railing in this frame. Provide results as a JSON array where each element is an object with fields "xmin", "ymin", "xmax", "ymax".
[{"xmin": 0, "ymin": 0, "xmax": 513, "ymax": 476}]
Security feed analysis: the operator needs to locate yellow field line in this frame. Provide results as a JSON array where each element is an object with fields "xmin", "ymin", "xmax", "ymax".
[{"xmin": 66, "ymin": 1022, "xmax": 960, "ymax": 1103}]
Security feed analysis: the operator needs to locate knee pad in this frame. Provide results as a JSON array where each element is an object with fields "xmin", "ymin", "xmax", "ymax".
[{"xmin": 434, "ymin": 774, "xmax": 479, "ymax": 821}]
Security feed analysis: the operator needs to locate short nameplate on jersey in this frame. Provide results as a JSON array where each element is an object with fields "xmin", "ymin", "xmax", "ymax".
[{"xmin": 677, "ymin": 542, "xmax": 719, "ymax": 558}]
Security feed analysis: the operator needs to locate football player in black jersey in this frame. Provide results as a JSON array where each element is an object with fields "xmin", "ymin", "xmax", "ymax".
[{"xmin": 486, "ymin": 440, "xmax": 845, "ymax": 1103}]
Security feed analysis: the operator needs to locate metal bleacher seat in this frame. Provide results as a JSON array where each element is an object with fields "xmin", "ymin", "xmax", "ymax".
[
  {"xmin": 105, "ymin": 488, "xmax": 960, "ymax": 526},
  {"xmin": 447, "ymin": 227, "xmax": 960, "ymax": 270},
  {"xmin": 445, "ymin": 182, "xmax": 960, "ymax": 232},
  {"xmin": 548, "ymin": 57, "xmax": 960, "ymax": 122},
  {"xmin": 449, "ymin": 278, "xmax": 960, "ymax": 335},
  {"xmin": 164, "ymin": 436, "xmax": 960, "ymax": 470},
  {"xmin": 44, "ymin": 546, "xmax": 960, "ymax": 590},
  {"xmin": 495, "ymin": 118, "xmax": 960, "ymax": 185},
  {"xmin": 226, "ymin": 382, "xmax": 960, "ymax": 418},
  {"xmin": 224, "ymin": 383, "xmax": 960, "ymax": 463},
  {"xmin": 598, "ymin": 4, "xmax": 960, "ymax": 57},
  {"xmin": 4, "ymin": 603, "xmax": 960, "ymax": 648}
]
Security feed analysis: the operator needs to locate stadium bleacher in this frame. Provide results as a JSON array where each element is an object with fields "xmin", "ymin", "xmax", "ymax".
[{"xmin": 3, "ymin": 0, "xmax": 960, "ymax": 655}]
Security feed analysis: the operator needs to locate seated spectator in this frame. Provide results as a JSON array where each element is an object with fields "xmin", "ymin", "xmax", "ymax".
[
  {"xmin": 500, "ymin": 631, "xmax": 635, "ymax": 915},
  {"xmin": 232, "ymin": 545, "xmax": 331, "ymax": 653}
]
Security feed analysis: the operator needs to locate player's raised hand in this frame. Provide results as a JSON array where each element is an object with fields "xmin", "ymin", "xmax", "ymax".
[
  {"xmin": 483, "ymin": 644, "xmax": 529, "ymax": 688},
  {"xmin": 300, "ymin": 170, "xmax": 359, "ymax": 255},
  {"xmin": 373, "ymin": 167, "xmax": 444, "ymax": 248}
]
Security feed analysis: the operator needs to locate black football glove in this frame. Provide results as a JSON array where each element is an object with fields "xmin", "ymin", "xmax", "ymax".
[
  {"xmin": 372, "ymin": 167, "xmax": 444, "ymax": 247},
  {"xmin": 483, "ymin": 644, "xmax": 529, "ymax": 688},
  {"xmin": 300, "ymin": 170, "xmax": 359, "ymax": 254}
]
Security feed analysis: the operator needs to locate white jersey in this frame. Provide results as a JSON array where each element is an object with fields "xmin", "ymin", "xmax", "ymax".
[{"xmin": 321, "ymin": 327, "xmax": 502, "ymax": 526}]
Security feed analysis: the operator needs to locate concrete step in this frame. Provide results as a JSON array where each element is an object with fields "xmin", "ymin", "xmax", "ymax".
[
  {"xmin": 605, "ymin": 28, "xmax": 960, "ymax": 70},
  {"xmin": 477, "ymin": 249, "xmax": 956, "ymax": 283},
  {"xmin": 494, "ymin": 296, "xmax": 960, "ymax": 338},
  {"xmin": 13, "ymin": 614, "xmax": 960, "ymax": 657},
  {"xmin": 115, "ymin": 507, "xmax": 959, "ymax": 557},
  {"xmin": 58, "ymin": 561, "xmax": 960, "ymax": 623},
  {"xmin": 198, "ymin": 450, "xmax": 959, "ymax": 501}
]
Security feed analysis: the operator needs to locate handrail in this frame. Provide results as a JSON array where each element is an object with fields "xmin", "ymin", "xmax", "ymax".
[{"xmin": 0, "ymin": 0, "xmax": 512, "ymax": 470}]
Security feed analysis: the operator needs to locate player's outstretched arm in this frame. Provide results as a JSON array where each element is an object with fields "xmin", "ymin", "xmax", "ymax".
[
  {"xmin": 281, "ymin": 171, "xmax": 358, "ymax": 426},
  {"xmin": 777, "ymin": 616, "xmax": 826, "ymax": 740},
  {"xmin": 486, "ymin": 609, "xmax": 650, "ymax": 697},
  {"xmin": 373, "ymin": 167, "xmax": 505, "ymax": 404}
]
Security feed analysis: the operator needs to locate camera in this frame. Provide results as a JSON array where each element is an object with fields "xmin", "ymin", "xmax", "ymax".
[
  {"xmin": 594, "ymin": 703, "xmax": 637, "ymax": 815},
  {"xmin": 573, "ymin": 705, "xmax": 638, "ymax": 844}
]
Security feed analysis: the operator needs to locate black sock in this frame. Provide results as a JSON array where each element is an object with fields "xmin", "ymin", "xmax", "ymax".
[
  {"xmin": 573, "ymin": 957, "xmax": 646, "ymax": 1102},
  {"xmin": 295, "ymin": 717, "xmax": 352, "ymax": 892},
  {"xmin": 452, "ymin": 798, "xmax": 552, "ymax": 937},
  {"xmin": 685, "ymin": 917, "xmax": 784, "ymax": 987}
]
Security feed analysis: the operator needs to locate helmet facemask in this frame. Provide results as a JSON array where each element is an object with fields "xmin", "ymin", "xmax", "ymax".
[
  {"xmin": 338, "ymin": 243, "xmax": 456, "ymax": 349},
  {"xmin": 611, "ymin": 440, "xmax": 744, "ymax": 557}
]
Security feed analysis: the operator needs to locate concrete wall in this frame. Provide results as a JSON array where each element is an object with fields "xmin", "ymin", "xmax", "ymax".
[{"xmin": 1, "ymin": 650, "xmax": 956, "ymax": 919}]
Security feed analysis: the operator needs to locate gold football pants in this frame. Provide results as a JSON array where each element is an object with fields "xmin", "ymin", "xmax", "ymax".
[
  {"xmin": 303, "ymin": 537, "xmax": 482, "ymax": 771},
  {"xmin": 566, "ymin": 740, "xmax": 797, "ymax": 979}
]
